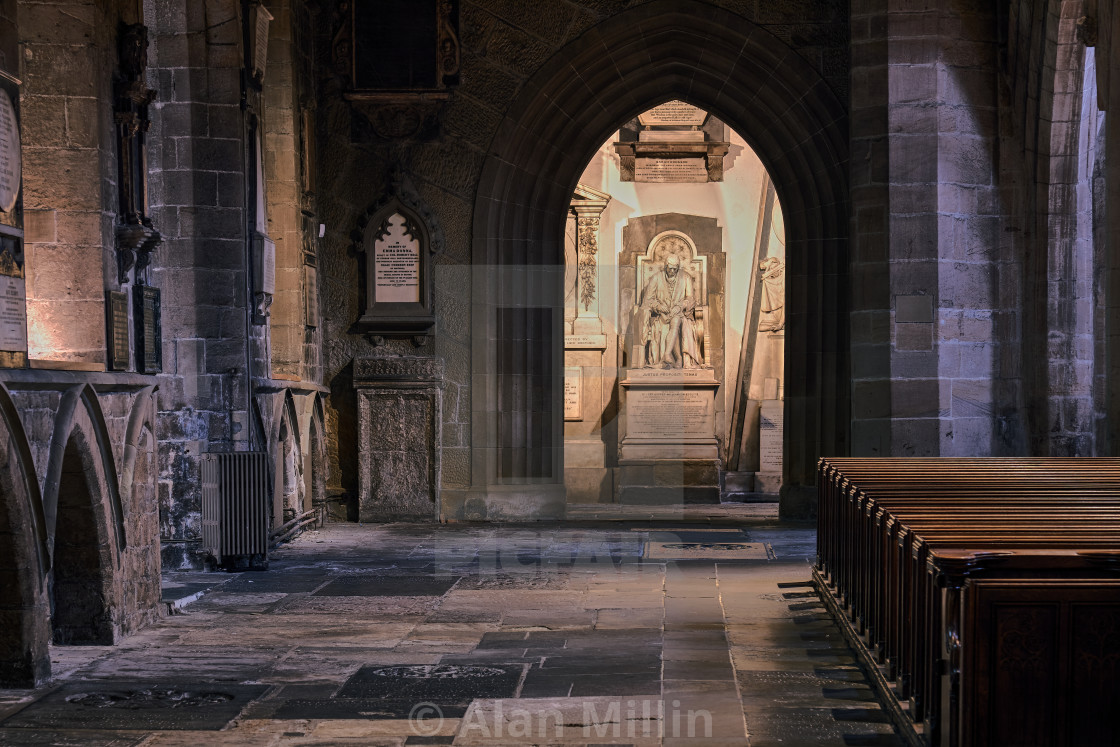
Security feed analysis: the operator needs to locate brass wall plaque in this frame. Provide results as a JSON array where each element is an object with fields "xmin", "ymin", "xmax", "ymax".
[
  {"xmin": 134, "ymin": 284, "xmax": 161, "ymax": 373},
  {"xmin": 107, "ymin": 291, "xmax": 130, "ymax": 371}
]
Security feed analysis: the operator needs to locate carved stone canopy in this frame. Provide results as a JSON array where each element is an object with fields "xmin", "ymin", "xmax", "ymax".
[{"xmin": 355, "ymin": 197, "xmax": 436, "ymax": 340}]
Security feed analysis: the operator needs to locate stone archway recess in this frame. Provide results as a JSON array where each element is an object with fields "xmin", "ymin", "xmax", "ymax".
[{"xmin": 469, "ymin": 0, "xmax": 849, "ymax": 518}]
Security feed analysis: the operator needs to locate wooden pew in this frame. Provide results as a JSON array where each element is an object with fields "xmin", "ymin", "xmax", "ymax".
[{"xmin": 814, "ymin": 458, "xmax": 1120, "ymax": 747}]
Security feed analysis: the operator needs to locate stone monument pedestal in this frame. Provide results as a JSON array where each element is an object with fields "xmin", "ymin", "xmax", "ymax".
[
  {"xmin": 353, "ymin": 356, "xmax": 444, "ymax": 522},
  {"xmin": 618, "ymin": 367, "xmax": 721, "ymax": 504}
]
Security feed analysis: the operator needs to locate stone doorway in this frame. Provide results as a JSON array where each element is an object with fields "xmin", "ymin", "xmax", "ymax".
[
  {"xmin": 562, "ymin": 103, "xmax": 788, "ymax": 506},
  {"xmin": 467, "ymin": 0, "xmax": 849, "ymax": 520}
]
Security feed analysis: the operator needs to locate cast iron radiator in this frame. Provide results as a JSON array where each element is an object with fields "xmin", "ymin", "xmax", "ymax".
[{"xmin": 201, "ymin": 452, "xmax": 270, "ymax": 569}]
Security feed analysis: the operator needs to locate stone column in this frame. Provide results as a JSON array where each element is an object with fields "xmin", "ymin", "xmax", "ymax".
[
  {"xmin": 571, "ymin": 198, "xmax": 608, "ymax": 335},
  {"xmin": 564, "ymin": 185, "xmax": 613, "ymax": 503}
]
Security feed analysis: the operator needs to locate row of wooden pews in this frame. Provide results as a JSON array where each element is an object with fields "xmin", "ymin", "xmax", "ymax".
[{"xmin": 814, "ymin": 458, "xmax": 1120, "ymax": 747}]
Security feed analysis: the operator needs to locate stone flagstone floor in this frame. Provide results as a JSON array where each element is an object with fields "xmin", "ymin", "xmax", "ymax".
[{"xmin": 0, "ymin": 510, "xmax": 902, "ymax": 746}]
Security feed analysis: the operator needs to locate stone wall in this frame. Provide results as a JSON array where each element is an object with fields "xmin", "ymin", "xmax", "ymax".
[
  {"xmin": 850, "ymin": 0, "xmax": 1110, "ymax": 462},
  {"xmin": 0, "ymin": 376, "xmax": 161, "ymax": 683},
  {"xmin": 313, "ymin": 0, "xmax": 850, "ymax": 515},
  {"xmin": 19, "ymin": 0, "xmax": 128, "ymax": 366}
]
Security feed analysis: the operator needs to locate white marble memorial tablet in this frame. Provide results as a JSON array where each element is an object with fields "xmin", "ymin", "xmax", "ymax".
[
  {"xmin": 638, "ymin": 101, "xmax": 707, "ymax": 127},
  {"xmin": 0, "ymin": 90, "xmax": 21, "ymax": 214},
  {"xmin": 0, "ymin": 274, "xmax": 26, "ymax": 352},
  {"xmin": 564, "ymin": 367, "xmax": 581, "ymax": 420},
  {"xmin": 759, "ymin": 400, "xmax": 784, "ymax": 472},
  {"xmin": 374, "ymin": 213, "xmax": 421, "ymax": 303},
  {"xmin": 635, "ymin": 157, "xmax": 708, "ymax": 183}
]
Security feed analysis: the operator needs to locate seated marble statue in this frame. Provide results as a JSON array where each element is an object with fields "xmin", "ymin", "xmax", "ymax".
[{"xmin": 637, "ymin": 254, "xmax": 703, "ymax": 368}]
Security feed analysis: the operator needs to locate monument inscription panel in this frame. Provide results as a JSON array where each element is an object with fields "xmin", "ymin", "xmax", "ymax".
[
  {"xmin": 760, "ymin": 400, "xmax": 783, "ymax": 472},
  {"xmin": 0, "ymin": 274, "xmax": 27, "ymax": 351},
  {"xmin": 374, "ymin": 213, "xmax": 420, "ymax": 303},
  {"xmin": 638, "ymin": 101, "xmax": 707, "ymax": 127},
  {"xmin": 564, "ymin": 367, "xmax": 581, "ymax": 421},
  {"xmin": 0, "ymin": 90, "xmax": 20, "ymax": 214},
  {"xmin": 107, "ymin": 291, "xmax": 130, "ymax": 371},
  {"xmin": 635, "ymin": 158, "xmax": 708, "ymax": 184},
  {"xmin": 627, "ymin": 389, "xmax": 713, "ymax": 439}
]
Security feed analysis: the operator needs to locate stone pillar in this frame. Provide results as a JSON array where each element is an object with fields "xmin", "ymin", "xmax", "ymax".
[
  {"xmin": 564, "ymin": 185, "xmax": 614, "ymax": 504},
  {"xmin": 571, "ymin": 190, "xmax": 609, "ymax": 335},
  {"xmin": 353, "ymin": 356, "xmax": 443, "ymax": 521}
]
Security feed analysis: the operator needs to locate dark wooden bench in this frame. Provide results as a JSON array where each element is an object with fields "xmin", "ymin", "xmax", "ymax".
[{"xmin": 814, "ymin": 458, "xmax": 1120, "ymax": 747}]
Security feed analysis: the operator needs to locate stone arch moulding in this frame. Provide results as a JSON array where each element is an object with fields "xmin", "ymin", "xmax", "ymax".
[
  {"xmin": 0, "ymin": 383, "xmax": 51, "ymax": 686},
  {"xmin": 302, "ymin": 393, "xmax": 328, "ymax": 514},
  {"xmin": 353, "ymin": 194, "xmax": 443, "ymax": 343},
  {"xmin": 470, "ymin": 0, "xmax": 849, "ymax": 518},
  {"xmin": 40, "ymin": 385, "xmax": 127, "ymax": 563},
  {"xmin": 119, "ymin": 385, "xmax": 157, "ymax": 509},
  {"xmin": 269, "ymin": 390, "xmax": 304, "ymax": 525},
  {"xmin": 0, "ymin": 382, "xmax": 50, "ymax": 580}
]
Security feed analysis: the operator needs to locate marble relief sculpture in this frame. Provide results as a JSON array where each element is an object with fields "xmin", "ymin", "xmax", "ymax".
[
  {"xmin": 758, "ymin": 256, "xmax": 785, "ymax": 332},
  {"xmin": 637, "ymin": 254, "xmax": 703, "ymax": 368}
]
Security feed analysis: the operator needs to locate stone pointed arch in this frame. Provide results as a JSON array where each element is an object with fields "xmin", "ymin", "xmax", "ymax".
[
  {"xmin": 304, "ymin": 393, "xmax": 328, "ymax": 515},
  {"xmin": 470, "ymin": 0, "xmax": 849, "ymax": 517},
  {"xmin": 40, "ymin": 385, "xmax": 125, "ymax": 644},
  {"xmin": 119, "ymin": 386, "xmax": 158, "ymax": 510},
  {"xmin": 0, "ymin": 383, "xmax": 51, "ymax": 686},
  {"xmin": 41, "ymin": 385, "xmax": 127, "ymax": 561},
  {"xmin": 265, "ymin": 389, "xmax": 305, "ymax": 527}
]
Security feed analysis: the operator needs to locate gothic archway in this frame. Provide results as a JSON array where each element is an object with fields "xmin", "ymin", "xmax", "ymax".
[
  {"xmin": 470, "ymin": 0, "xmax": 849, "ymax": 517},
  {"xmin": 0, "ymin": 385, "xmax": 50, "ymax": 685}
]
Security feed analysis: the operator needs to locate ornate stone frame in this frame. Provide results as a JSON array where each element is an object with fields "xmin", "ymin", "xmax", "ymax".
[
  {"xmin": 355, "ymin": 198, "xmax": 436, "ymax": 341},
  {"xmin": 332, "ymin": 0, "xmax": 461, "ymax": 140},
  {"xmin": 635, "ymin": 230, "xmax": 710, "ymax": 368}
]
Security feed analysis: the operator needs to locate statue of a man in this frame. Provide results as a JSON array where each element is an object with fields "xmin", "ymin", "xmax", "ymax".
[
  {"xmin": 638, "ymin": 254, "xmax": 703, "ymax": 368},
  {"xmin": 758, "ymin": 256, "xmax": 785, "ymax": 332}
]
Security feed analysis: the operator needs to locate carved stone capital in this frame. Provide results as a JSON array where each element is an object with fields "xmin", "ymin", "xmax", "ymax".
[{"xmin": 354, "ymin": 355, "xmax": 445, "ymax": 384}]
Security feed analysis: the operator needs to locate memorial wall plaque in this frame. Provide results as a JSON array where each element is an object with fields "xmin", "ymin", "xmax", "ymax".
[
  {"xmin": 759, "ymin": 400, "xmax": 783, "ymax": 472},
  {"xmin": 564, "ymin": 367, "xmax": 582, "ymax": 420},
  {"xmin": 0, "ymin": 274, "xmax": 27, "ymax": 352},
  {"xmin": 305, "ymin": 264, "xmax": 319, "ymax": 327},
  {"xmin": 637, "ymin": 101, "xmax": 707, "ymax": 127},
  {"xmin": 107, "ymin": 291, "xmax": 130, "ymax": 371},
  {"xmin": 134, "ymin": 284, "xmax": 161, "ymax": 373},
  {"xmin": 0, "ymin": 89, "xmax": 20, "ymax": 214},
  {"xmin": 357, "ymin": 199, "xmax": 435, "ymax": 337},
  {"xmin": 374, "ymin": 213, "xmax": 421, "ymax": 303},
  {"xmin": 634, "ymin": 158, "xmax": 708, "ymax": 183}
]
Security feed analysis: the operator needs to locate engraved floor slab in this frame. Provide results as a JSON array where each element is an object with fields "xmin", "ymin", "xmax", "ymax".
[
  {"xmin": 337, "ymin": 664, "xmax": 524, "ymax": 702},
  {"xmin": 313, "ymin": 576, "xmax": 461, "ymax": 596},
  {"xmin": 645, "ymin": 540, "xmax": 773, "ymax": 559},
  {"xmin": 1, "ymin": 683, "xmax": 268, "ymax": 731}
]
